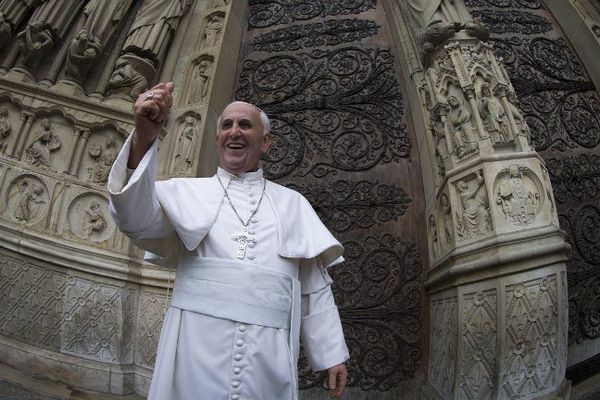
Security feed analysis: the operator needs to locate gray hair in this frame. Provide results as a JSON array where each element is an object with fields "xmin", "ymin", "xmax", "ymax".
[{"xmin": 217, "ymin": 101, "xmax": 271, "ymax": 136}]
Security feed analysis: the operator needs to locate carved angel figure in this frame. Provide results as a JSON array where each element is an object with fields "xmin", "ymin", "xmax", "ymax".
[{"xmin": 25, "ymin": 119, "xmax": 61, "ymax": 169}]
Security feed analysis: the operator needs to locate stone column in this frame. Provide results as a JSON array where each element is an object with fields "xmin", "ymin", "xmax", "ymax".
[{"xmin": 417, "ymin": 2, "xmax": 571, "ymax": 399}]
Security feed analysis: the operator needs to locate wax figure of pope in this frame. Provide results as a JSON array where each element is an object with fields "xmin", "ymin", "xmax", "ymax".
[{"xmin": 108, "ymin": 82, "xmax": 349, "ymax": 399}]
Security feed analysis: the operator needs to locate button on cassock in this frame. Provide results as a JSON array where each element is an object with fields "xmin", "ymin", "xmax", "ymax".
[
  {"xmin": 231, "ymin": 395, "xmax": 240, "ymax": 400},
  {"xmin": 239, "ymin": 325, "xmax": 247, "ymax": 332},
  {"xmin": 232, "ymin": 380, "xmax": 241, "ymax": 388},
  {"xmin": 234, "ymin": 354, "xmax": 242, "ymax": 361},
  {"xmin": 233, "ymin": 367, "xmax": 241, "ymax": 374},
  {"xmin": 236, "ymin": 339, "xmax": 244, "ymax": 346}
]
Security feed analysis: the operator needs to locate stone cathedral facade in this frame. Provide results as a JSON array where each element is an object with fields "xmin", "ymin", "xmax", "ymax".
[{"xmin": 0, "ymin": 1, "xmax": 598, "ymax": 399}]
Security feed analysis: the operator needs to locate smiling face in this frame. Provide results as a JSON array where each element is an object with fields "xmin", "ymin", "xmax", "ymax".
[{"xmin": 216, "ymin": 102, "xmax": 272, "ymax": 174}]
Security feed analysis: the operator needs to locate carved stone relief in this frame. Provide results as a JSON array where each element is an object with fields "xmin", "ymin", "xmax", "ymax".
[
  {"xmin": 171, "ymin": 114, "xmax": 200, "ymax": 174},
  {"xmin": 447, "ymin": 94, "xmax": 478, "ymax": 157},
  {"xmin": 455, "ymin": 170, "xmax": 493, "ymax": 241},
  {"xmin": 24, "ymin": 119, "xmax": 62, "ymax": 170},
  {"xmin": 64, "ymin": 30, "xmax": 103, "ymax": 82},
  {"xmin": 460, "ymin": 289, "xmax": 497, "ymax": 400},
  {"xmin": 4, "ymin": 174, "xmax": 49, "ymax": 225},
  {"xmin": 429, "ymin": 214, "xmax": 440, "ymax": 259},
  {"xmin": 67, "ymin": 194, "xmax": 113, "ymax": 243},
  {"xmin": 0, "ymin": 254, "xmax": 67, "ymax": 350},
  {"xmin": 503, "ymin": 275, "xmax": 561, "ymax": 399},
  {"xmin": 202, "ymin": 12, "xmax": 224, "ymax": 49},
  {"xmin": 440, "ymin": 192, "xmax": 454, "ymax": 249},
  {"xmin": 188, "ymin": 55, "xmax": 214, "ymax": 105},
  {"xmin": 429, "ymin": 295, "xmax": 457, "ymax": 398},
  {"xmin": 0, "ymin": 105, "xmax": 11, "ymax": 155},
  {"xmin": 105, "ymin": 54, "xmax": 153, "ymax": 99},
  {"xmin": 478, "ymin": 82, "xmax": 512, "ymax": 144},
  {"xmin": 135, "ymin": 291, "xmax": 167, "ymax": 369},
  {"xmin": 494, "ymin": 164, "xmax": 542, "ymax": 226},
  {"xmin": 61, "ymin": 276, "xmax": 123, "ymax": 363},
  {"xmin": 83, "ymin": 133, "xmax": 120, "ymax": 185}
]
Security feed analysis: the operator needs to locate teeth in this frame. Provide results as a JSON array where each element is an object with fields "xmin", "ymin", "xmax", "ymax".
[{"xmin": 227, "ymin": 144, "xmax": 244, "ymax": 149}]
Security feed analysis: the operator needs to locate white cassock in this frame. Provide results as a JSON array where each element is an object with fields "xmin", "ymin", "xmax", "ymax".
[{"xmin": 107, "ymin": 135, "xmax": 350, "ymax": 400}]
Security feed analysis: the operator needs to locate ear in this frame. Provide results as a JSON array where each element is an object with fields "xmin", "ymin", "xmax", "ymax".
[{"xmin": 261, "ymin": 133, "xmax": 273, "ymax": 153}]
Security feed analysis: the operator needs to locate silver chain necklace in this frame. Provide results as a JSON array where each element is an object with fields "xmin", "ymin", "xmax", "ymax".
[{"xmin": 216, "ymin": 173, "xmax": 267, "ymax": 259}]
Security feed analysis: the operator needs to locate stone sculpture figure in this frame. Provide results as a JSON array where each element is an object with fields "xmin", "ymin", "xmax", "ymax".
[
  {"xmin": 122, "ymin": 0, "xmax": 191, "ymax": 66},
  {"xmin": 64, "ymin": 30, "xmax": 102, "ymax": 81},
  {"xmin": 507, "ymin": 93, "xmax": 531, "ymax": 142},
  {"xmin": 14, "ymin": 180, "xmax": 46, "ymax": 222},
  {"xmin": 173, "ymin": 116, "xmax": 198, "ymax": 172},
  {"xmin": 189, "ymin": 58, "xmax": 212, "ymax": 103},
  {"xmin": 80, "ymin": 0, "xmax": 132, "ymax": 43},
  {"xmin": 0, "ymin": 106, "xmax": 11, "ymax": 155},
  {"xmin": 406, "ymin": 0, "xmax": 471, "ymax": 28},
  {"xmin": 106, "ymin": 55, "xmax": 151, "ymax": 99},
  {"xmin": 447, "ymin": 95, "xmax": 477, "ymax": 157},
  {"xmin": 440, "ymin": 193, "xmax": 453, "ymax": 246},
  {"xmin": 82, "ymin": 200, "xmax": 107, "ymax": 238},
  {"xmin": 456, "ymin": 171, "xmax": 491, "ymax": 238},
  {"xmin": 496, "ymin": 165, "xmax": 539, "ymax": 225},
  {"xmin": 88, "ymin": 137, "xmax": 118, "ymax": 184},
  {"xmin": 203, "ymin": 13, "xmax": 224, "ymax": 48},
  {"xmin": 429, "ymin": 214, "xmax": 440, "ymax": 258},
  {"xmin": 25, "ymin": 119, "xmax": 61, "ymax": 169},
  {"xmin": 479, "ymin": 83, "xmax": 511, "ymax": 143},
  {"xmin": 16, "ymin": 21, "xmax": 53, "ymax": 69},
  {"xmin": 0, "ymin": 0, "xmax": 36, "ymax": 29}
]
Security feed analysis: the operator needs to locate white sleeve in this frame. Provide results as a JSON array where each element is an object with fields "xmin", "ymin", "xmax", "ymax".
[
  {"xmin": 299, "ymin": 258, "xmax": 350, "ymax": 372},
  {"xmin": 108, "ymin": 132, "xmax": 174, "ymax": 241}
]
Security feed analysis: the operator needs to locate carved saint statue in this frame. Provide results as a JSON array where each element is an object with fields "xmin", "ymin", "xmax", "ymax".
[
  {"xmin": 81, "ymin": 201, "xmax": 107, "ymax": 238},
  {"xmin": 429, "ymin": 214, "xmax": 440, "ymax": 258},
  {"xmin": 189, "ymin": 58, "xmax": 212, "ymax": 104},
  {"xmin": 456, "ymin": 171, "xmax": 492, "ymax": 238},
  {"xmin": 447, "ymin": 95, "xmax": 477, "ymax": 157},
  {"xmin": 106, "ymin": 55, "xmax": 150, "ymax": 99},
  {"xmin": 123, "ymin": 0, "xmax": 191, "ymax": 66},
  {"xmin": 173, "ymin": 116, "xmax": 198, "ymax": 172},
  {"xmin": 479, "ymin": 83, "xmax": 511, "ymax": 143},
  {"xmin": 0, "ymin": 106, "xmax": 11, "ymax": 155},
  {"xmin": 64, "ymin": 30, "xmax": 102, "ymax": 81},
  {"xmin": 88, "ymin": 137, "xmax": 118, "ymax": 184},
  {"xmin": 496, "ymin": 165, "xmax": 539, "ymax": 225},
  {"xmin": 507, "ymin": 93, "xmax": 531, "ymax": 143},
  {"xmin": 25, "ymin": 119, "xmax": 61, "ymax": 169},
  {"xmin": 14, "ymin": 180, "xmax": 46, "ymax": 223},
  {"xmin": 80, "ymin": 0, "xmax": 132, "ymax": 43},
  {"xmin": 203, "ymin": 13, "xmax": 224, "ymax": 48}
]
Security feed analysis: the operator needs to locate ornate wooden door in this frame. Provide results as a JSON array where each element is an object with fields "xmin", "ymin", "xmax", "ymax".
[{"xmin": 234, "ymin": 0, "xmax": 429, "ymax": 397}]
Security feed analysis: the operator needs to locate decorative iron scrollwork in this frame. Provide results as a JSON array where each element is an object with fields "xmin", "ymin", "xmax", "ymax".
[
  {"xmin": 236, "ymin": 47, "xmax": 409, "ymax": 178},
  {"xmin": 248, "ymin": 0, "xmax": 377, "ymax": 29},
  {"xmin": 298, "ymin": 234, "xmax": 423, "ymax": 390},
  {"xmin": 288, "ymin": 180, "xmax": 411, "ymax": 233},
  {"xmin": 253, "ymin": 18, "xmax": 379, "ymax": 52}
]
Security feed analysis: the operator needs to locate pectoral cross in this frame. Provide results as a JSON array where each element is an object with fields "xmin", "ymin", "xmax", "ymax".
[{"xmin": 232, "ymin": 226, "xmax": 256, "ymax": 259}]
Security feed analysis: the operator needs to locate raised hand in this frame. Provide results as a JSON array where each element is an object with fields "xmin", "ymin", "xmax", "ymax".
[{"xmin": 128, "ymin": 82, "xmax": 174, "ymax": 168}]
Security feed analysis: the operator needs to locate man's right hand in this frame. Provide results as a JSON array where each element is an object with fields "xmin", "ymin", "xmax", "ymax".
[{"xmin": 128, "ymin": 82, "xmax": 174, "ymax": 169}]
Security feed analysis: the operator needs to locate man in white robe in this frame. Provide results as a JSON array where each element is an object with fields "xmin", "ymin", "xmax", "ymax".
[{"xmin": 108, "ymin": 82, "xmax": 349, "ymax": 399}]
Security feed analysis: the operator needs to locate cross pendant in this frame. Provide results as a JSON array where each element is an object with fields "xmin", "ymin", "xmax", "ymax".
[{"xmin": 231, "ymin": 226, "xmax": 256, "ymax": 259}]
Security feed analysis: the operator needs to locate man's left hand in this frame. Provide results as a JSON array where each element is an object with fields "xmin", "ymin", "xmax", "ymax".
[{"xmin": 327, "ymin": 363, "xmax": 347, "ymax": 398}]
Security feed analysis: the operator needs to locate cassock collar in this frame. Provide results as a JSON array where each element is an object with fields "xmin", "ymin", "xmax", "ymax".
[{"xmin": 216, "ymin": 167, "xmax": 264, "ymax": 184}]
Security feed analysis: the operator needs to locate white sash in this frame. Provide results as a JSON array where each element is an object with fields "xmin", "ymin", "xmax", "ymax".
[{"xmin": 172, "ymin": 256, "xmax": 301, "ymax": 399}]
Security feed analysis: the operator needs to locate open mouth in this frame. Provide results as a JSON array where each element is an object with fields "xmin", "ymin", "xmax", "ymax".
[{"xmin": 227, "ymin": 143, "xmax": 245, "ymax": 149}]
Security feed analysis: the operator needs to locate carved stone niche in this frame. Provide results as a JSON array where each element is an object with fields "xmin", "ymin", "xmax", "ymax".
[
  {"xmin": 202, "ymin": 11, "xmax": 225, "ymax": 49},
  {"xmin": 78, "ymin": 129, "xmax": 123, "ymax": 186},
  {"xmin": 169, "ymin": 112, "xmax": 202, "ymax": 174},
  {"xmin": 493, "ymin": 164, "xmax": 543, "ymax": 228},
  {"xmin": 0, "ymin": 103, "xmax": 16, "ymax": 157},
  {"xmin": 451, "ymin": 169, "xmax": 493, "ymax": 243},
  {"xmin": 66, "ymin": 193, "xmax": 114, "ymax": 244},
  {"xmin": 185, "ymin": 54, "xmax": 215, "ymax": 106},
  {"xmin": 2, "ymin": 173, "xmax": 50, "ymax": 227},
  {"xmin": 22, "ymin": 116, "xmax": 74, "ymax": 174}
]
